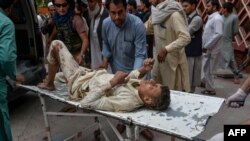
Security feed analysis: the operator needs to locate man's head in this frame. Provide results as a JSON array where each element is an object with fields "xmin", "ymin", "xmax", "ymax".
[
  {"xmin": 48, "ymin": 2, "xmax": 56, "ymax": 16},
  {"xmin": 127, "ymin": 0, "xmax": 137, "ymax": 14},
  {"xmin": 182, "ymin": 0, "xmax": 197, "ymax": 15},
  {"xmin": 140, "ymin": 0, "xmax": 151, "ymax": 12},
  {"xmin": 221, "ymin": 2, "xmax": 233, "ymax": 16},
  {"xmin": 106, "ymin": 0, "xmax": 127, "ymax": 27},
  {"xmin": 87, "ymin": 0, "xmax": 102, "ymax": 19},
  {"xmin": 52, "ymin": 0, "xmax": 72, "ymax": 16},
  {"xmin": 138, "ymin": 79, "xmax": 171, "ymax": 110},
  {"xmin": 206, "ymin": 0, "xmax": 220, "ymax": 15},
  {"xmin": 0, "ymin": 0, "xmax": 14, "ymax": 15}
]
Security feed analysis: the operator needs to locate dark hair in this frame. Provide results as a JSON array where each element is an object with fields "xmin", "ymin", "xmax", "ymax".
[
  {"xmin": 0, "ymin": 0, "xmax": 14, "ymax": 9},
  {"xmin": 127, "ymin": 0, "xmax": 137, "ymax": 10},
  {"xmin": 222, "ymin": 2, "xmax": 233, "ymax": 13},
  {"xmin": 207, "ymin": 0, "xmax": 220, "ymax": 10},
  {"xmin": 140, "ymin": 0, "xmax": 151, "ymax": 9},
  {"xmin": 105, "ymin": 0, "xmax": 127, "ymax": 10},
  {"xmin": 148, "ymin": 86, "xmax": 171, "ymax": 111},
  {"xmin": 182, "ymin": 0, "xmax": 198, "ymax": 7}
]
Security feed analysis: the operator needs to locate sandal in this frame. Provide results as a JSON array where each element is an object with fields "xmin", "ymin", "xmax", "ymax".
[
  {"xmin": 201, "ymin": 90, "xmax": 216, "ymax": 95},
  {"xmin": 37, "ymin": 82, "xmax": 55, "ymax": 91}
]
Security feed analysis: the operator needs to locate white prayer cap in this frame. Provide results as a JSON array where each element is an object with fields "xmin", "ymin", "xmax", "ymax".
[{"xmin": 48, "ymin": 2, "xmax": 53, "ymax": 7}]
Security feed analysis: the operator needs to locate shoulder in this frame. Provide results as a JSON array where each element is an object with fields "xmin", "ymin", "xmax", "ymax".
[
  {"xmin": 73, "ymin": 14, "xmax": 83, "ymax": 21},
  {"xmin": 193, "ymin": 14, "xmax": 202, "ymax": 21},
  {"xmin": 127, "ymin": 14, "xmax": 143, "ymax": 26},
  {"xmin": 0, "ymin": 14, "xmax": 14, "ymax": 30},
  {"xmin": 103, "ymin": 17, "xmax": 112, "ymax": 26},
  {"xmin": 214, "ymin": 13, "xmax": 223, "ymax": 21},
  {"xmin": 102, "ymin": 8, "xmax": 109, "ymax": 17}
]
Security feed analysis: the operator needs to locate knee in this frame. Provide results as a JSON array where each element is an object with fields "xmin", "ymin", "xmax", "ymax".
[{"xmin": 51, "ymin": 40, "xmax": 64, "ymax": 51}]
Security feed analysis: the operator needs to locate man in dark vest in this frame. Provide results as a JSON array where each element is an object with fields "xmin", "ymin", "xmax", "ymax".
[
  {"xmin": 87, "ymin": 0, "xmax": 109, "ymax": 69},
  {"xmin": 182, "ymin": 0, "xmax": 203, "ymax": 93}
]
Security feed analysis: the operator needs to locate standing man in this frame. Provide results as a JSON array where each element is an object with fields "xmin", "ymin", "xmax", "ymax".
[
  {"xmin": 182, "ymin": 0, "xmax": 203, "ymax": 93},
  {"xmin": 220, "ymin": 2, "xmax": 240, "ymax": 84},
  {"xmin": 41, "ymin": 2, "xmax": 56, "ymax": 37},
  {"xmin": 0, "ymin": 0, "xmax": 15, "ymax": 140},
  {"xmin": 202, "ymin": 0, "xmax": 223, "ymax": 95},
  {"xmin": 101, "ymin": 0, "xmax": 150, "ymax": 139},
  {"xmin": 101, "ymin": 0, "xmax": 147, "ymax": 73},
  {"xmin": 145, "ymin": 0, "xmax": 191, "ymax": 92},
  {"xmin": 87, "ymin": 0, "xmax": 109, "ymax": 69},
  {"xmin": 140, "ymin": 0, "xmax": 153, "ymax": 58}
]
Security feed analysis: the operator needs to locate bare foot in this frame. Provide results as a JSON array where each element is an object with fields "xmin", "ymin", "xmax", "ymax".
[{"xmin": 37, "ymin": 82, "xmax": 55, "ymax": 91}]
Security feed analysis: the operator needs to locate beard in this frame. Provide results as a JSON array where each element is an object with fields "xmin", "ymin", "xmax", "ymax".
[{"xmin": 88, "ymin": 4, "xmax": 101, "ymax": 19}]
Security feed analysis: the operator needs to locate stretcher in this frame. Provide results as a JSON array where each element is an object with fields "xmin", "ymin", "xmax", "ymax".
[{"xmin": 19, "ymin": 82, "xmax": 224, "ymax": 141}]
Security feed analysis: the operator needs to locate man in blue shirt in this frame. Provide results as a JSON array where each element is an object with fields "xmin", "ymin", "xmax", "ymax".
[
  {"xmin": 99, "ymin": 0, "xmax": 150, "ymax": 139},
  {"xmin": 101, "ymin": 0, "xmax": 147, "ymax": 73}
]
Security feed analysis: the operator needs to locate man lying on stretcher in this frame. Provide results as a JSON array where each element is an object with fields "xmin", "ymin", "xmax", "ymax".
[{"xmin": 38, "ymin": 40, "xmax": 170, "ymax": 112}]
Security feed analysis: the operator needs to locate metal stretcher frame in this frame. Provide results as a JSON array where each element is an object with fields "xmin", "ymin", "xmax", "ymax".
[{"xmin": 19, "ymin": 82, "xmax": 224, "ymax": 141}]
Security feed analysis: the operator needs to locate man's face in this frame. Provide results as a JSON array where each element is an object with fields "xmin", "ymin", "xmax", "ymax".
[
  {"xmin": 109, "ymin": 2, "xmax": 126, "ymax": 27},
  {"xmin": 127, "ymin": 4, "xmax": 135, "ymax": 14},
  {"xmin": 206, "ymin": 2, "xmax": 215, "ymax": 15},
  {"xmin": 54, "ymin": 0, "xmax": 69, "ymax": 16},
  {"xmin": 221, "ymin": 7, "xmax": 227, "ymax": 16},
  {"xmin": 138, "ymin": 79, "xmax": 162, "ymax": 105},
  {"xmin": 48, "ymin": 6, "xmax": 56, "ymax": 15},
  {"xmin": 182, "ymin": 2, "xmax": 195, "ymax": 15},
  {"xmin": 87, "ymin": 0, "xmax": 98, "ymax": 11}
]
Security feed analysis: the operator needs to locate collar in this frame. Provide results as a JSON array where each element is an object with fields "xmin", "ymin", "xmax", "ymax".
[
  {"xmin": 188, "ymin": 11, "xmax": 197, "ymax": 18},
  {"xmin": 127, "ymin": 79, "xmax": 144, "ymax": 104},
  {"xmin": 208, "ymin": 11, "xmax": 219, "ymax": 19}
]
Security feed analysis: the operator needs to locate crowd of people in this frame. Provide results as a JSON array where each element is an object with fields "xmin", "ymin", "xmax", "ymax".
[{"xmin": 1, "ymin": 0, "xmax": 250, "ymax": 141}]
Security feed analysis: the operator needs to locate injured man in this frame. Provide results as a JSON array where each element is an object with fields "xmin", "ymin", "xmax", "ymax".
[{"xmin": 38, "ymin": 40, "xmax": 170, "ymax": 112}]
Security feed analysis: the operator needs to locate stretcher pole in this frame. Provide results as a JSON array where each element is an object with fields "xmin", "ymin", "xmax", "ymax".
[
  {"xmin": 38, "ymin": 93, "xmax": 52, "ymax": 141},
  {"xmin": 134, "ymin": 125, "xmax": 139, "ymax": 141}
]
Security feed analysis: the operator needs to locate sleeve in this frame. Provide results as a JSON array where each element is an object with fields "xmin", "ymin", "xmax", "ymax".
[
  {"xmin": 233, "ymin": 16, "xmax": 239, "ymax": 35},
  {"xmin": 101, "ymin": 20, "xmax": 112, "ymax": 58},
  {"xmin": 165, "ymin": 12, "xmax": 191, "ymax": 52},
  {"xmin": 188, "ymin": 16, "xmax": 203, "ymax": 35},
  {"xmin": 203, "ymin": 17, "xmax": 223, "ymax": 50},
  {"xmin": 80, "ymin": 83, "xmax": 138, "ymax": 112},
  {"xmin": 133, "ymin": 21, "xmax": 147, "ymax": 70},
  {"xmin": 80, "ymin": 82, "xmax": 112, "ymax": 109},
  {"xmin": 1, "ymin": 21, "xmax": 17, "ymax": 80},
  {"xmin": 125, "ymin": 70, "xmax": 140, "ymax": 79},
  {"xmin": 73, "ymin": 15, "xmax": 87, "ymax": 34}
]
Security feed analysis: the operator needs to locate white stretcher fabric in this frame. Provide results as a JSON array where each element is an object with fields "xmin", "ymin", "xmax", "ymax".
[{"xmin": 19, "ymin": 82, "xmax": 224, "ymax": 140}]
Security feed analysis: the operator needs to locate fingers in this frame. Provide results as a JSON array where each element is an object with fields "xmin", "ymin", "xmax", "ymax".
[
  {"xmin": 228, "ymin": 102, "xmax": 240, "ymax": 108},
  {"xmin": 144, "ymin": 58, "xmax": 155, "ymax": 66}
]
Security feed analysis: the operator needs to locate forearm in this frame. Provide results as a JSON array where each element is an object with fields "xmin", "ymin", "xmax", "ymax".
[
  {"xmin": 241, "ymin": 75, "xmax": 250, "ymax": 94},
  {"xmin": 79, "ymin": 32, "xmax": 89, "ymax": 55},
  {"xmin": 138, "ymin": 66, "xmax": 148, "ymax": 79},
  {"xmin": 81, "ymin": 83, "xmax": 112, "ymax": 105}
]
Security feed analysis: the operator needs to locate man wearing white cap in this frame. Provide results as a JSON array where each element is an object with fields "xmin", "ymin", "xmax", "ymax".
[{"xmin": 47, "ymin": 2, "xmax": 56, "ymax": 17}]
